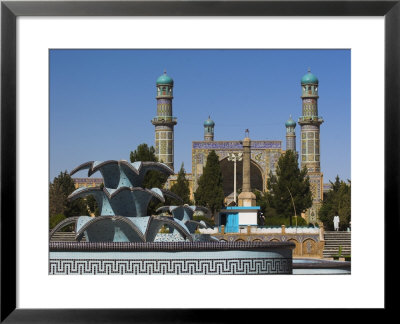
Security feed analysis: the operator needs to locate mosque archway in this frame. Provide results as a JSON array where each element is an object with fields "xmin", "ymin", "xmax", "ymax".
[{"xmin": 219, "ymin": 157, "xmax": 264, "ymax": 201}]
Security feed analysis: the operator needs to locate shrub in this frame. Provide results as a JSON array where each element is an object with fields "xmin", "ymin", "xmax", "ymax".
[
  {"xmin": 264, "ymin": 216, "xmax": 287, "ymax": 226},
  {"xmin": 49, "ymin": 214, "xmax": 67, "ymax": 231},
  {"xmin": 333, "ymin": 246, "xmax": 346, "ymax": 260},
  {"xmin": 264, "ymin": 215, "xmax": 307, "ymax": 227},
  {"xmin": 294, "ymin": 216, "xmax": 308, "ymax": 227},
  {"xmin": 159, "ymin": 225, "xmax": 170, "ymax": 233}
]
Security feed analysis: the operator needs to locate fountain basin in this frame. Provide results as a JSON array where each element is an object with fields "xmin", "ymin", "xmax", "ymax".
[
  {"xmin": 293, "ymin": 258, "xmax": 351, "ymax": 275},
  {"xmin": 49, "ymin": 241, "xmax": 295, "ymax": 275}
]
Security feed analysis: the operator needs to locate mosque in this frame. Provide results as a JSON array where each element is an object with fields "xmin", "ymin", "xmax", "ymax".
[
  {"xmin": 154, "ymin": 69, "xmax": 324, "ymax": 224},
  {"xmin": 73, "ymin": 69, "xmax": 324, "ymax": 223}
]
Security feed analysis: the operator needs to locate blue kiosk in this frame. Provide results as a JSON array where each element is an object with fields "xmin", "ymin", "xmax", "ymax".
[{"xmin": 219, "ymin": 206, "xmax": 260, "ymax": 233}]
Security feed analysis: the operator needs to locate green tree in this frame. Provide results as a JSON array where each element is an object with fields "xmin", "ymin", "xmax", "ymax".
[
  {"xmin": 49, "ymin": 214, "xmax": 66, "ymax": 230},
  {"xmin": 170, "ymin": 163, "xmax": 192, "ymax": 205},
  {"xmin": 130, "ymin": 143, "xmax": 157, "ymax": 162},
  {"xmin": 85, "ymin": 182, "xmax": 103, "ymax": 216},
  {"xmin": 49, "ymin": 171, "xmax": 88, "ymax": 229},
  {"xmin": 266, "ymin": 150, "xmax": 312, "ymax": 226},
  {"xmin": 86, "ymin": 194, "xmax": 100, "ymax": 216},
  {"xmin": 194, "ymin": 150, "xmax": 225, "ymax": 218},
  {"xmin": 254, "ymin": 190, "xmax": 277, "ymax": 218},
  {"xmin": 319, "ymin": 176, "xmax": 351, "ymax": 230},
  {"xmin": 129, "ymin": 143, "xmax": 168, "ymax": 189},
  {"xmin": 254, "ymin": 189, "xmax": 307, "ymax": 227},
  {"xmin": 254, "ymin": 190, "xmax": 269, "ymax": 215},
  {"xmin": 130, "ymin": 143, "xmax": 169, "ymax": 215}
]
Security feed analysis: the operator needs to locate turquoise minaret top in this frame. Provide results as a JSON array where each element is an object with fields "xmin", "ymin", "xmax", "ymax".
[
  {"xmin": 285, "ymin": 115, "xmax": 296, "ymax": 128},
  {"xmin": 204, "ymin": 116, "xmax": 215, "ymax": 127},
  {"xmin": 156, "ymin": 71, "xmax": 174, "ymax": 85},
  {"xmin": 301, "ymin": 68, "xmax": 319, "ymax": 85},
  {"xmin": 204, "ymin": 116, "xmax": 215, "ymax": 141}
]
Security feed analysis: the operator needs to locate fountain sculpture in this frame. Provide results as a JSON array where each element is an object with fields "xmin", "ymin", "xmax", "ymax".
[{"xmin": 49, "ymin": 159, "xmax": 295, "ymax": 275}]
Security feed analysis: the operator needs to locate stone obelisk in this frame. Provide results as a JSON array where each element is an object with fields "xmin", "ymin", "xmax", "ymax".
[{"xmin": 238, "ymin": 132, "xmax": 257, "ymax": 207}]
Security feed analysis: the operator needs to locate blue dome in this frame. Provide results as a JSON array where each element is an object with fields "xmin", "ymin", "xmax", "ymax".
[
  {"xmin": 301, "ymin": 70, "xmax": 318, "ymax": 84},
  {"xmin": 204, "ymin": 117, "xmax": 215, "ymax": 127},
  {"xmin": 285, "ymin": 116, "xmax": 296, "ymax": 127},
  {"xmin": 156, "ymin": 71, "xmax": 174, "ymax": 85}
]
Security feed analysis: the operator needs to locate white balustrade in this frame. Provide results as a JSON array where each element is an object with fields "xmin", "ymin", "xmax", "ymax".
[{"xmin": 198, "ymin": 228, "xmax": 218, "ymax": 234}]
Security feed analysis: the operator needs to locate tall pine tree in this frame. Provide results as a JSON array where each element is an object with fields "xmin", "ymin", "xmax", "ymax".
[
  {"xmin": 49, "ymin": 171, "xmax": 89, "ymax": 230},
  {"xmin": 170, "ymin": 163, "xmax": 192, "ymax": 205},
  {"xmin": 49, "ymin": 171, "xmax": 88, "ymax": 218},
  {"xmin": 194, "ymin": 150, "xmax": 225, "ymax": 218},
  {"xmin": 130, "ymin": 143, "xmax": 168, "ymax": 189},
  {"xmin": 130, "ymin": 143, "xmax": 157, "ymax": 163},
  {"xmin": 319, "ymin": 176, "xmax": 351, "ymax": 230},
  {"xmin": 266, "ymin": 150, "xmax": 312, "ymax": 226}
]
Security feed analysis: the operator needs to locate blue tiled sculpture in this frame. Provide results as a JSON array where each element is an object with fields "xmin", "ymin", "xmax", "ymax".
[
  {"xmin": 49, "ymin": 160, "xmax": 211, "ymax": 243},
  {"xmin": 156, "ymin": 205, "xmax": 212, "ymax": 233}
]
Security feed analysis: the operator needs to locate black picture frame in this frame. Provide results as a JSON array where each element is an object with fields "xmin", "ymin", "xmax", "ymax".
[{"xmin": 1, "ymin": 0, "xmax": 398, "ymax": 322}]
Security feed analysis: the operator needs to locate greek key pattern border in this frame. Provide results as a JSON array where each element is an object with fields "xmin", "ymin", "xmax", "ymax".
[{"xmin": 49, "ymin": 258, "xmax": 292, "ymax": 275}]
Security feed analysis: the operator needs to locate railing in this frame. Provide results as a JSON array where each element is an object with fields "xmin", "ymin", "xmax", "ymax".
[
  {"xmin": 298, "ymin": 116, "xmax": 323, "ymax": 123},
  {"xmin": 152, "ymin": 116, "xmax": 177, "ymax": 123},
  {"xmin": 284, "ymin": 227, "xmax": 320, "ymax": 234},
  {"xmin": 212, "ymin": 225, "xmax": 321, "ymax": 235},
  {"xmin": 199, "ymin": 228, "xmax": 219, "ymax": 234},
  {"xmin": 251, "ymin": 227, "xmax": 283, "ymax": 234}
]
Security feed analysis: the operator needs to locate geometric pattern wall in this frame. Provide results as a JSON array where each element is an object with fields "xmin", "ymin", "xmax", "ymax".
[
  {"xmin": 192, "ymin": 140, "xmax": 282, "ymax": 195},
  {"xmin": 49, "ymin": 257, "xmax": 292, "ymax": 275}
]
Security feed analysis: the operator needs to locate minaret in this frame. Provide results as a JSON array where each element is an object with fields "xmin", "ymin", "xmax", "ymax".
[
  {"xmin": 298, "ymin": 68, "xmax": 323, "ymax": 172},
  {"xmin": 204, "ymin": 116, "xmax": 215, "ymax": 141},
  {"xmin": 298, "ymin": 68, "xmax": 324, "ymax": 223},
  {"xmin": 151, "ymin": 71, "xmax": 177, "ymax": 170},
  {"xmin": 285, "ymin": 115, "xmax": 296, "ymax": 152}
]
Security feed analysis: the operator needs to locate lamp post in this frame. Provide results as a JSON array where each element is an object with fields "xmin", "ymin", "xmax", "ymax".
[
  {"xmin": 228, "ymin": 152, "xmax": 243, "ymax": 204},
  {"xmin": 287, "ymin": 186, "xmax": 297, "ymax": 231}
]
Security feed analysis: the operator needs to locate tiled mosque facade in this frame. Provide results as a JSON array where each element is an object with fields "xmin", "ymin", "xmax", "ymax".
[
  {"xmin": 191, "ymin": 140, "xmax": 282, "ymax": 199},
  {"xmin": 72, "ymin": 70, "xmax": 325, "ymax": 224},
  {"xmin": 189, "ymin": 70, "xmax": 324, "ymax": 223}
]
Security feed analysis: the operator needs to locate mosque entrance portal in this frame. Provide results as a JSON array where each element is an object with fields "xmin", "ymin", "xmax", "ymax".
[{"xmin": 219, "ymin": 157, "xmax": 264, "ymax": 203}]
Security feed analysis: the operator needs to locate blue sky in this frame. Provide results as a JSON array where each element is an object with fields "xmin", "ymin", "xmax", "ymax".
[{"xmin": 50, "ymin": 49, "xmax": 350, "ymax": 183}]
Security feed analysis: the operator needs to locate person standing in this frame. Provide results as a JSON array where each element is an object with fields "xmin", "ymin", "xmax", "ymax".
[{"xmin": 333, "ymin": 215, "xmax": 340, "ymax": 231}]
